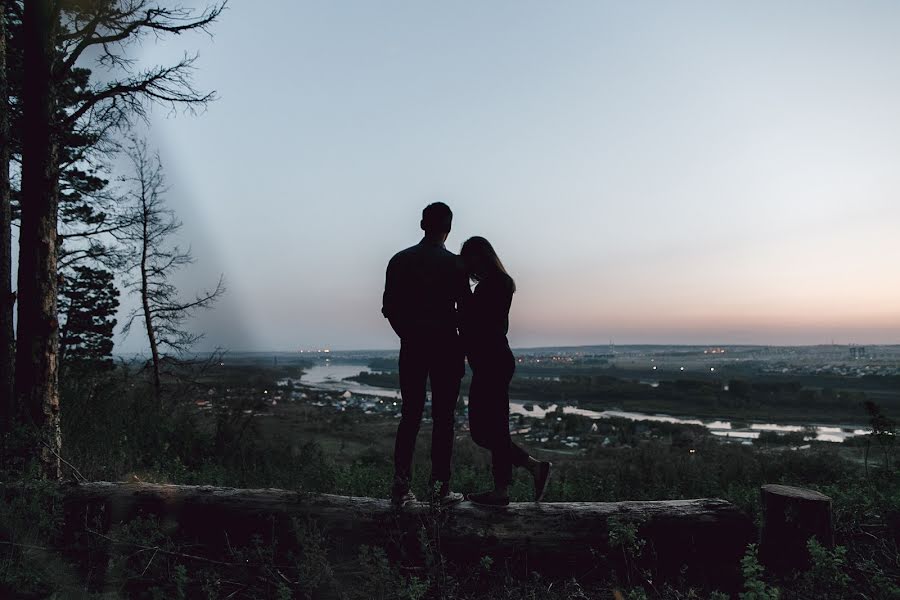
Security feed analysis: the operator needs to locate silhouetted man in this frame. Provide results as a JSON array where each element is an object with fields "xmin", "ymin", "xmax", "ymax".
[{"xmin": 382, "ymin": 202, "xmax": 470, "ymax": 508}]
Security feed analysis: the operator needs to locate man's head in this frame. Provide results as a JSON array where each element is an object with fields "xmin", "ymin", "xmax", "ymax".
[{"xmin": 420, "ymin": 202, "xmax": 453, "ymax": 240}]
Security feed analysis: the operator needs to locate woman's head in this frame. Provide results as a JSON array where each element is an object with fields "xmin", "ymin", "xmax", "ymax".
[{"xmin": 460, "ymin": 236, "xmax": 515, "ymax": 291}]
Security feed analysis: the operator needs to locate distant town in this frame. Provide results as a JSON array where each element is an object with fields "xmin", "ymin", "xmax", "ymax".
[{"xmin": 174, "ymin": 344, "xmax": 898, "ymax": 457}]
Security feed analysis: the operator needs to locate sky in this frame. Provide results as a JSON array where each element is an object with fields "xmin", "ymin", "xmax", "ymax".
[{"xmin": 101, "ymin": 1, "xmax": 900, "ymax": 352}]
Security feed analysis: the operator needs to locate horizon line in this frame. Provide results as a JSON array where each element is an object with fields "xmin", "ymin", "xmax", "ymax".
[{"xmin": 112, "ymin": 341, "xmax": 900, "ymax": 357}]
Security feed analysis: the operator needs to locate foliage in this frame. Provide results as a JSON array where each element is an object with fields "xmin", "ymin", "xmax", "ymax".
[
  {"xmin": 608, "ymin": 517, "xmax": 647, "ymax": 587},
  {"xmin": 289, "ymin": 517, "xmax": 334, "ymax": 598},
  {"xmin": 739, "ymin": 544, "xmax": 780, "ymax": 600},
  {"xmin": 357, "ymin": 544, "xmax": 428, "ymax": 600},
  {"xmin": 59, "ymin": 264, "xmax": 119, "ymax": 370},
  {"xmin": 0, "ymin": 476, "xmax": 65, "ymax": 597},
  {"xmin": 788, "ymin": 539, "xmax": 850, "ymax": 600},
  {"xmin": 107, "ymin": 515, "xmax": 193, "ymax": 599},
  {"xmin": 864, "ymin": 400, "xmax": 897, "ymax": 474}
]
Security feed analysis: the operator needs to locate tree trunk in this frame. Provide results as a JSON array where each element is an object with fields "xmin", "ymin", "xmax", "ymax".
[
  {"xmin": 14, "ymin": 0, "xmax": 60, "ymax": 479},
  {"xmin": 0, "ymin": 1, "xmax": 15, "ymax": 433},
  {"xmin": 41, "ymin": 481, "xmax": 754, "ymax": 591},
  {"xmin": 139, "ymin": 196, "xmax": 161, "ymax": 402}
]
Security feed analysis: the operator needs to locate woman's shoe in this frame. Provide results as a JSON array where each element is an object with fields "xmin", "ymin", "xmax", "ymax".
[
  {"xmin": 533, "ymin": 461, "xmax": 552, "ymax": 502},
  {"xmin": 467, "ymin": 490, "xmax": 510, "ymax": 506}
]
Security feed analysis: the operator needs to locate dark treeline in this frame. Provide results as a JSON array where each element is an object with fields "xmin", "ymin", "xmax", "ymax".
[{"xmin": 348, "ymin": 368, "xmax": 878, "ymax": 424}]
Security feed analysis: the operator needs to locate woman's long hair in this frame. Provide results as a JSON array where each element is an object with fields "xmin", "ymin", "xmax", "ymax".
[{"xmin": 460, "ymin": 236, "xmax": 516, "ymax": 292}]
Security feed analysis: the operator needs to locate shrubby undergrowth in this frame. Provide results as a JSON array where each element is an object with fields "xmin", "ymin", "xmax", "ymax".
[{"xmin": 1, "ymin": 365, "xmax": 898, "ymax": 598}]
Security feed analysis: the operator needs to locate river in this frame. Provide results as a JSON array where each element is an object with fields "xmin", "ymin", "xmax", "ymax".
[{"xmin": 292, "ymin": 363, "xmax": 868, "ymax": 443}]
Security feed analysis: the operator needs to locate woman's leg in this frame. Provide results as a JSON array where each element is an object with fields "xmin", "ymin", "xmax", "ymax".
[
  {"xmin": 490, "ymin": 351, "xmax": 520, "ymax": 489},
  {"xmin": 508, "ymin": 441, "xmax": 531, "ymax": 469},
  {"xmin": 498, "ymin": 353, "xmax": 552, "ymax": 501},
  {"xmin": 489, "ymin": 373, "xmax": 516, "ymax": 491},
  {"xmin": 503, "ymin": 443, "xmax": 552, "ymax": 501},
  {"xmin": 470, "ymin": 353, "xmax": 518, "ymax": 504},
  {"xmin": 469, "ymin": 365, "xmax": 515, "ymax": 503}
]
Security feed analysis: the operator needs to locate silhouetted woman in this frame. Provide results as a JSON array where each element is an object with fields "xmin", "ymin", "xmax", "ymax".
[{"xmin": 460, "ymin": 236, "xmax": 552, "ymax": 506}]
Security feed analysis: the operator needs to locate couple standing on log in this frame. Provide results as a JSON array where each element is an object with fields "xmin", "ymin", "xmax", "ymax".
[{"xmin": 382, "ymin": 202, "xmax": 552, "ymax": 509}]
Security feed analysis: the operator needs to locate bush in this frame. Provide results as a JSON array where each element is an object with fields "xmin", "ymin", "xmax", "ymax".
[{"xmin": 739, "ymin": 544, "xmax": 780, "ymax": 600}]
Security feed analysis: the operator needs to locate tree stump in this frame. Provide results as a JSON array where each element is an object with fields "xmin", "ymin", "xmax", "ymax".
[{"xmin": 759, "ymin": 484, "xmax": 834, "ymax": 574}]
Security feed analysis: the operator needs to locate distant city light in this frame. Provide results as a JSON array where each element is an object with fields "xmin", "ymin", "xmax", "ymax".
[
  {"xmin": 652, "ymin": 366, "xmax": 657, "ymax": 370},
  {"xmin": 710, "ymin": 367, "xmax": 715, "ymax": 372},
  {"xmin": 680, "ymin": 367, "xmax": 685, "ymax": 371}
]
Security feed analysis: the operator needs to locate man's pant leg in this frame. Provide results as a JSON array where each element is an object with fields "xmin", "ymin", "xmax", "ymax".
[
  {"xmin": 394, "ymin": 341, "xmax": 428, "ymax": 482},
  {"xmin": 428, "ymin": 336, "xmax": 464, "ymax": 482}
]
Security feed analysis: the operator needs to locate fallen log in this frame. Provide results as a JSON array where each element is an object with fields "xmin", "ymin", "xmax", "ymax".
[{"xmin": 9, "ymin": 481, "xmax": 755, "ymax": 590}]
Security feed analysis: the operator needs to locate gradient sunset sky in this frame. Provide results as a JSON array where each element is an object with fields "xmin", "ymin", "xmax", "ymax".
[{"xmin": 113, "ymin": 1, "xmax": 900, "ymax": 351}]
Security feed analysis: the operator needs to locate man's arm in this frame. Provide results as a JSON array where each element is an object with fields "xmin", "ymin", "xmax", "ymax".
[{"xmin": 382, "ymin": 256, "xmax": 408, "ymax": 339}]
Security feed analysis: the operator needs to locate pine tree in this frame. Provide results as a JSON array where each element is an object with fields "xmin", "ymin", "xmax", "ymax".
[{"xmin": 59, "ymin": 265, "xmax": 119, "ymax": 371}]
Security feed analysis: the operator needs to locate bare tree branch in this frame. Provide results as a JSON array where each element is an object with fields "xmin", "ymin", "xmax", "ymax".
[
  {"xmin": 59, "ymin": 1, "xmax": 225, "ymax": 72},
  {"xmin": 65, "ymin": 54, "xmax": 214, "ymax": 127}
]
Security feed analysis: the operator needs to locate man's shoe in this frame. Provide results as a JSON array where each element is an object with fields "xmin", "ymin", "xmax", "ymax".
[
  {"xmin": 391, "ymin": 477, "xmax": 416, "ymax": 509},
  {"xmin": 429, "ymin": 480, "xmax": 464, "ymax": 508},
  {"xmin": 391, "ymin": 488, "xmax": 417, "ymax": 509},
  {"xmin": 534, "ymin": 461, "xmax": 552, "ymax": 502},
  {"xmin": 467, "ymin": 490, "xmax": 510, "ymax": 507}
]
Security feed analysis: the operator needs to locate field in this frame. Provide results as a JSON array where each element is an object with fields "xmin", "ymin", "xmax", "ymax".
[{"xmin": 2, "ymin": 356, "xmax": 898, "ymax": 598}]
